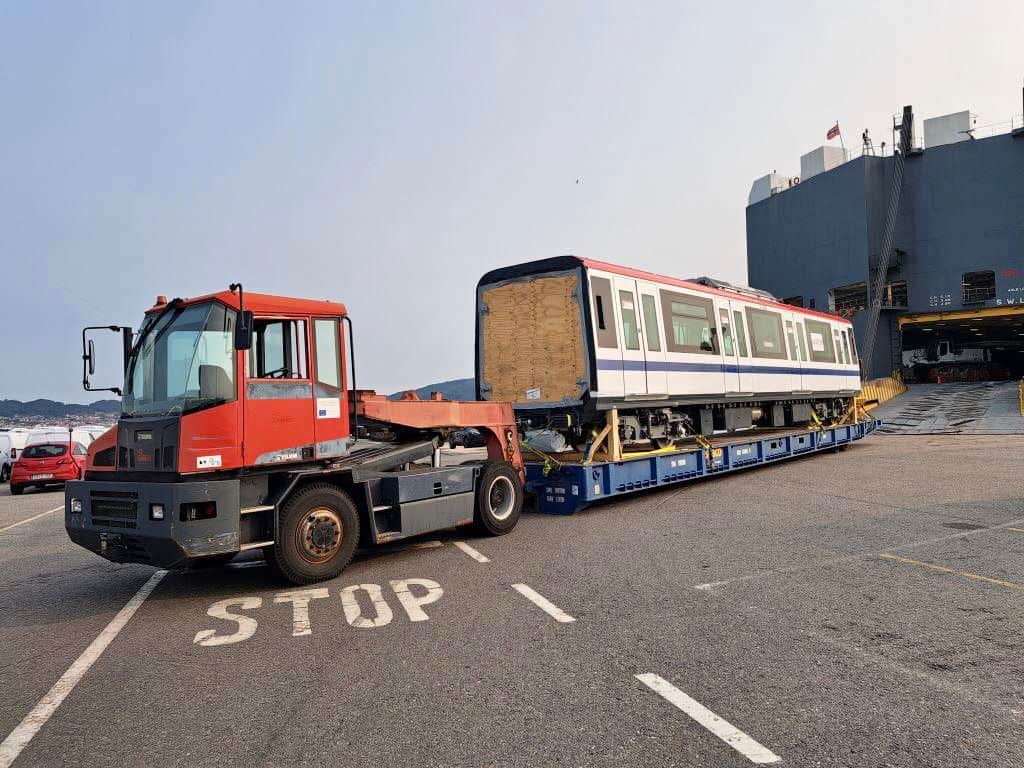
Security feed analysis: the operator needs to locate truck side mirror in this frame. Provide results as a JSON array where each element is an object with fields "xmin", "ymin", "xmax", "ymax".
[
  {"xmin": 82, "ymin": 325, "xmax": 127, "ymax": 396},
  {"xmin": 235, "ymin": 310, "xmax": 254, "ymax": 350}
]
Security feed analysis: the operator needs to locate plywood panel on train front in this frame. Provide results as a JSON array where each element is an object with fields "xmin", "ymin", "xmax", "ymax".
[{"xmin": 481, "ymin": 274, "xmax": 587, "ymax": 405}]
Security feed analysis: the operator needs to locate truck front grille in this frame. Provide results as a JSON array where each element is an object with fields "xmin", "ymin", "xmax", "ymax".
[{"xmin": 91, "ymin": 491, "xmax": 139, "ymax": 528}]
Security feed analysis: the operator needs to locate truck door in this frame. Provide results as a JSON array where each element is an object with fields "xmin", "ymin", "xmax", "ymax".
[
  {"xmin": 718, "ymin": 304, "xmax": 741, "ymax": 393},
  {"xmin": 635, "ymin": 280, "xmax": 667, "ymax": 395},
  {"xmin": 243, "ymin": 316, "xmax": 316, "ymax": 467},
  {"xmin": 612, "ymin": 277, "xmax": 648, "ymax": 396},
  {"xmin": 311, "ymin": 317, "xmax": 350, "ymax": 459}
]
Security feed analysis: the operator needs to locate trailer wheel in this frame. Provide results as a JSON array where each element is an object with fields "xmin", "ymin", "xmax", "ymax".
[
  {"xmin": 474, "ymin": 461, "xmax": 523, "ymax": 536},
  {"xmin": 270, "ymin": 483, "xmax": 360, "ymax": 585}
]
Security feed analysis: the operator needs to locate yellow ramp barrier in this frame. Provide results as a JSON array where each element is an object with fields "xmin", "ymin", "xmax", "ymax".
[{"xmin": 857, "ymin": 371, "xmax": 908, "ymax": 412}]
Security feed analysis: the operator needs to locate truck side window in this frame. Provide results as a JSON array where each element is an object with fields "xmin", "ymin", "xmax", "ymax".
[
  {"xmin": 250, "ymin": 319, "xmax": 308, "ymax": 379},
  {"xmin": 314, "ymin": 318, "xmax": 343, "ymax": 394}
]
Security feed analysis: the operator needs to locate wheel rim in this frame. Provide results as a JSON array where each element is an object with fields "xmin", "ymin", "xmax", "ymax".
[
  {"xmin": 297, "ymin": 507, "xmax": 344, "ymax": 564},
  {"xmin": 487, "ymin": 476, "xmax": 516, "ymax": 521}
]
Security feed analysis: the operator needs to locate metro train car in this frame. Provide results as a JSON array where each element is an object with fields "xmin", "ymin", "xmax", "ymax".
[{"xmin": 475, "ymin": 256, "xmax": 861, "ymax": 446}]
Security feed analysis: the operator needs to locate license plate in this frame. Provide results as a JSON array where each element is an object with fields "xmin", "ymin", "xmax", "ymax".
[{"xmin": 31, "ymin": 473, "xmax": 54, "ymax": 480}]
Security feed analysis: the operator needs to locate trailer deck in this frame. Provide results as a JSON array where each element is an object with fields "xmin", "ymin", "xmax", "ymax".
[{"xmin": 525, "ymin": 418, "xmax": 880, "ymax": 514}]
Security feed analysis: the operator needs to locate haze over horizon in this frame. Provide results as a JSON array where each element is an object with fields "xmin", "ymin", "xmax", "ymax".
[{"xmin": 2, "ymin": 1, "xmax": 1022, "ymax": 403}]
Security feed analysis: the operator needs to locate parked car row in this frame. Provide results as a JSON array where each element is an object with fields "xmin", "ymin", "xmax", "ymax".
[{"xmin": 1, "ymin": 425, "xmax": 109, "ymax": 493}]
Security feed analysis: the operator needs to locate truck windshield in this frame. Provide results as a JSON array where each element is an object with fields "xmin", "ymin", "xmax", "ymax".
[{"xmin": 122, "ymin": 302, "xmax": 237, "ymax": 418}]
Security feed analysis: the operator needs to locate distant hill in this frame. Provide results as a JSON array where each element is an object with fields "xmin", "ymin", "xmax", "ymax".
[
  {"xmin": 0, "ymin": 399, "xmax": 121, "ymax": 418},
  {"xmin": 388, "ymin": 377, "xmax": 475, "ymax": 401}
]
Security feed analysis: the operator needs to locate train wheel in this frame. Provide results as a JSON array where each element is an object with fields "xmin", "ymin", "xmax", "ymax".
[
  {"xmin": 475, "ymin": 461, "xmax": 523, "ymax": 536},
  {"xmin": 271, "ymin": 483, "xmax": 360, "ymax": 585},
  {"xmin": 651, "ymin": 438, "xmax": 674, "ymax": 450}
]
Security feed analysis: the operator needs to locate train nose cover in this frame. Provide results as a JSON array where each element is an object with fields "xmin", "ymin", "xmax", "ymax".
[{"xmin": 65, "ymin": 478, "xmax": 240, "ymax": 568}]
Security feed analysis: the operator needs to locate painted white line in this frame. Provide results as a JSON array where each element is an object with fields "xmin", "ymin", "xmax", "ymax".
[
  {"xmin": 0, "ymin": 569, "xmax": 167, "ymax": 768},
  {"xmin": 453, "ymin": 541, "xmax": 490, "ymax": 563},
  {"xmin": 511, "ymin": 584, "xmax": 576, "ymax": 623},
  {"xmin": 635, "ymin": 674, "xmax": 780, "ymax": 764},
  {"xmin": 0, "ymin": 506, "xmax": 63, "ymax": 533}
]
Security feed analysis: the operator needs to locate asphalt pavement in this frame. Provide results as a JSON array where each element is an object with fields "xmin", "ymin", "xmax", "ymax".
[{"xmin": 3, "ymin": 433, "xmax": 1024, "ymax": 767}]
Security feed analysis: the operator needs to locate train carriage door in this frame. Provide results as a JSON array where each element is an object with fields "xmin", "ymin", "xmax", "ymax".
[
  {"xmin": 635, "ymin": 280, "xmax": 667, "ymax": 395},
  {"xmin": 612, "ymin": 278, "xmax": 648, "ymax": 396},
  {"xmin": 718, "ymin": 304, "xmax": 741, "ymax": 393},
  {"xmin": 793, "ymin": 318, "xmax": 809, "ymax": 392},
  {"xmin": 729, "ymin": 300, "xmax": 754, "ymax": 393}
]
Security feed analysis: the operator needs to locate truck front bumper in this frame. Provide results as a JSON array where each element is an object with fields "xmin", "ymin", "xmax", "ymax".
[{"xmin": 65, "ymin": 478, "xmax": 241, "ymax": 568}]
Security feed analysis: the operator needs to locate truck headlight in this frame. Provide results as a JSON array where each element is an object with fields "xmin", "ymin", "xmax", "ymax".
[
  {"xmin": 150, "ymin": 503, "xmax": 165, "ymax": 521},
  {"xmin": 70, "ymin": 498, "xmax": 83, "ymax": 514}
]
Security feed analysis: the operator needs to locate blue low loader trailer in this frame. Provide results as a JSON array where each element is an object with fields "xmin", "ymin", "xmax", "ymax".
[{"xmin": 522, "ymin": 417, "xmax": 880, "ymax": 515}]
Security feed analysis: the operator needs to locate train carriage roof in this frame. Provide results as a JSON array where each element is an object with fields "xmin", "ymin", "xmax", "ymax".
[{"xmin": 478, "ymin": 256, "xmax": 849, "ymax": 324}]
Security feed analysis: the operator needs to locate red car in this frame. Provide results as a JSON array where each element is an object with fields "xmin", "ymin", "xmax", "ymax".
[{"xmin": 10, "ymin": 442, "xmax": 88, "ymax": 495}]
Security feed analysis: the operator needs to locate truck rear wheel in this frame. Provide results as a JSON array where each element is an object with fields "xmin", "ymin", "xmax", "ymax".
[
  {"xmin": 474, "ymin": 461, "xmax": 523, "ymax": 536},
  {"xmin": 271, "ymin": 483, "xmax": 360, "ymax": 585}
]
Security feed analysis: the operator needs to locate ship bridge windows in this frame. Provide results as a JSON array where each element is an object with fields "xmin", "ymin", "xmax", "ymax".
[
  {"xmin": 745, "ymin": 308, "xmax": 786, "ymax": 359},
  {"xmin": 962, "ymin": 271, "xmax": 996, "ymax": 304},
  {"xmin": 660, "ymin": 291, "xmax": 718, "ymax": 354}
]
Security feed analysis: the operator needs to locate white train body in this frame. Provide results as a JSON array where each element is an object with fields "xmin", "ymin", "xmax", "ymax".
[{"xmin": 476, "ymin": 257, "xmax": 861, "ymax": 440}]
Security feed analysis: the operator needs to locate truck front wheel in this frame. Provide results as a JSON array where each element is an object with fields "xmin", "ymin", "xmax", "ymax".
[
  {"xmin": 474, "ymin": 461, "xmax": 523, "ymax": 536},
  {"xmin": 271, "ymin": 483, "xmax": 360, "ymax": 585}
]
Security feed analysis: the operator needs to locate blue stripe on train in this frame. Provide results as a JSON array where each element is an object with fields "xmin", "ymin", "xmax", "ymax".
[{"xmin": 596, "ymin": 358, "xmax": 853, "ymax": 376}]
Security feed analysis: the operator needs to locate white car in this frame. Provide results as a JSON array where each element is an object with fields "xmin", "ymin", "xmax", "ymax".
[{"xmin": 1, "ymin": 429, "xmax": 32, "ymax": 484}]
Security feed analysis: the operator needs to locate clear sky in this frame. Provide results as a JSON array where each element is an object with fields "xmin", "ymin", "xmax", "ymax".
[{"xmin": 2, "ymin": 1, "xmax": 1022, "ymax": 402}]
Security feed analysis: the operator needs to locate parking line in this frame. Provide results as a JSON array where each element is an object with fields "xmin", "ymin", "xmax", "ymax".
[
  {"xmin": 1007, "ymin": 527, "xmax": 1024, "ymax": 533},
  {"xmin": 453, "ymin": 541, "xmax": 490, "ymax": 563},
  {"xmin": 511, "ymin": 584, "xmax": 575, "ymax": 623},
  {"xmin": 879, "ymin": 553, "xmax": 1024, "ymax": 592},
  {"xmin": 635, "ymin": 674, "xmax": 781, "ymax": 764},
  {"xmin": 0, "ymin": 569, "xmax": 167, "ymax": 768},
  {"xmin": 0, "ymin": 506, "xmax": 63, "ymax": 533}
]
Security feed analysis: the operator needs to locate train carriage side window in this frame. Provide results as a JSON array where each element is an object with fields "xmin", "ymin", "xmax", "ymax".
[
  {"xmin": 590, "ymin": 276, "xmax": 618, "ymax": 349},
  {"xmin": 732, "ymin": 310, "xmax": 749, "ymax": 357},
  {"xmin": 660, "ymin": 291, "xmax": 718, "ymax": 355},
  {"xmin": 840, "ymin": 330, "xmax": 853, "ymax": 366},
  {"xmin": 618, "ymin": 291, "xmax": 640, "ymax": 351},
  {"xmin": 784, "ymin": 320, "xmax": 798, "ymax": 361},
  {"xmin": 804, "ymin": 319, "xmax": 836, "ymax": 363},
  {"xmin": 834, "ymin": 330, "xmax": 849, "ymax": 364},
  {"xmin": 641, "ymin": 294, "xmax": 660, "ymax": 351},
  {"xmin": 847, "ymin": 329, "xmax": 859, "ymax": 363},
  {"xmin": 795, "ymin": 321, "xmax": 808, "ymax": 361},
  {"xmin": 718, "ymin": 309, "xmax": 734, "ymax": 356},
  {"xmin": 744, "ymin": 308, "xmax": 786, "ymax": 359}
]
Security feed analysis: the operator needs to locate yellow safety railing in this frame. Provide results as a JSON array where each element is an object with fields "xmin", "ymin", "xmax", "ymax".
[{"xmin": 857, "ymin": 369, "xmax": 908, "ymax": 412}]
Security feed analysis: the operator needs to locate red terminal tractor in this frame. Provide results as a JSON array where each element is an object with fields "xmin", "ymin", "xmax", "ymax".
[{"xmin": 67, "ymin": 285, "xmax": 524, "ymax": 585}]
